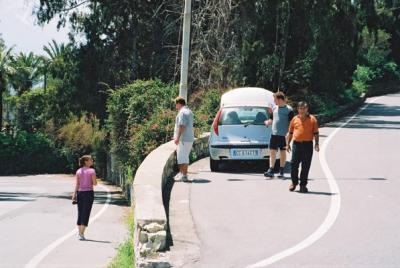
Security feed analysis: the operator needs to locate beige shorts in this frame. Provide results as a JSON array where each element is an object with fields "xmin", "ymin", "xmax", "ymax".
[{"xmin": 177, "ymin": 141, "xmax": 193, "ymax": 165}]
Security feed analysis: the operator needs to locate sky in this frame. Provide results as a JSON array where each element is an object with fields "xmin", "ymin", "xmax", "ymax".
[{"xmin": 0, "ymin": 0, "xmax": 70, "ymax": 55}]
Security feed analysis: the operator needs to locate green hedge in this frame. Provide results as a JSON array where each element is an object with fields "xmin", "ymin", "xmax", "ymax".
[
  {"xmin": 0, "ymin": 131, "xmax": 66, "ymax": 175},
  {"xmin": 107, "ymin": 79, "xmax": 177, "ymax": 172},
  {"xmin": 56, "ymin": 116, "xmax": 107, "ymax": 175},
  {"xmin": 190, "ymin": 88, "xmax": 223, "ymax": 135},
  {"xmin": 14, "ymin": 89, "xmax": 52, "ymax": 132}
]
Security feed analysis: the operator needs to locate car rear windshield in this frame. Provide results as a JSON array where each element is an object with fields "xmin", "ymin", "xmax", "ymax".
[{"xmin": 219, "ymin": 107, "xmax": 269, "ymax": 125}]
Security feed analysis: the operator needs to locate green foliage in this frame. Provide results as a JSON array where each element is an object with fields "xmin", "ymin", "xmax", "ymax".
[
  {"xmin": 14, "ymin": 88, "xmax": 51, "ymax": 131},
  {"xmin": 357, "ymin": 28, "xmax": 399, "ymax": 81},
  {"xmin": 0, "ymin": 45, "xmax": 15, "ymax": 128},
  {"xmin": 10, "ymin": 52, "xmax": 43, "ymax": 95},
  {"xmin": 0, "ymin": 131, "xmax": 65, "ymax": 175},
  {"xmin": 128, "ymin": 110, "xmax": 176, "ymax": 170},
  {"xmin": 57, "ymin": 116, "xmax": 107, "ymax": 174},
  {"xmin": 35, "ymin": 1, "xmax": 182, "ymax": 121},
  {"xmin": 383, "ymin": 61, "xmax": 400, "ymax": 80},
  {"xmin": 351, "ymin": 28, "xmax": 400, "ymax": 96},
  {"xmin": 2, "ymin": 0, "xmax": 399, "ymax": 177},
  {"xmin": 352, "ymin": 65, "xmax": 373, "ymax": 95},
  {"xmin": 107, "ymin": 80, "xmax": 177, "ymax": 166},
  {"xmin": 33, "ymin": 0, "xmax": 400, "ymax": 123},
  {"xmin": 353, "ymin": 65, "xmax": 374, "ymax": 83},
  {"xmin": 191, "ymin": 89, "xmax": 223, "ymax": 135},
  {"xmin": 124, "ymin": 165, "xmax": 134, "ymax": 187}
]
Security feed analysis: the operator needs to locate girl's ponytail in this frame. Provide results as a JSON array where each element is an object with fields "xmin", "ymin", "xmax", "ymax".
[{"xmin": 79, "ymin": 155, "xmax": 92, "ymax": 167}]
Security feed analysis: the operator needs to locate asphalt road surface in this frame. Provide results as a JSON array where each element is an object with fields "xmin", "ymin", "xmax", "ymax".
[
  {"xmin": 0, "ymin": 175, "xmax": 128, "ymax": 268},
  {"xmin": 184, "ymin": 93, "xmax": 400, "ymax": 268}
]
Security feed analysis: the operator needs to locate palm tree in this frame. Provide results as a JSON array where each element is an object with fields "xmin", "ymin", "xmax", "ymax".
[
  {"xmin": 43, "ymin": 39, "xmax": 72, "ymax": 79},
  {"xmin": 38, "ymin": 55, "xmax": 50, "ymax": 92},
  {"xmin": 10, "ymin": 52, "xmax": 42, "ymax": 96},
  {"xmin": 43, "ymin": 39, "xmax": 68, "ymax": 60},
  {"xmin": 0, "ymin": 46, "xmax": 15, "ymax": 129}
]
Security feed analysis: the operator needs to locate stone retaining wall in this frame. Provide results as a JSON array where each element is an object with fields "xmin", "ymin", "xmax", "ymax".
[{"xmin": 132, "ymin": 134, "xmax": 209, "ymax": 267}]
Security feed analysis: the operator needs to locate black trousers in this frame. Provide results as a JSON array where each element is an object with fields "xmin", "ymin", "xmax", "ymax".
[
  {"xmin": 77, "ymin": 191, "xmax": 94, "ymax": 226},
  {"xmin": 291, "ymin": 141, "xmax": 313, "ymax": 187}
]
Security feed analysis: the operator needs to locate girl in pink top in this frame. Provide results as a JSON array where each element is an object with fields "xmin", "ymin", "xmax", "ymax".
[{"xmin": 72, "ymin": 155, "xmax": 97, "ymax": 240}]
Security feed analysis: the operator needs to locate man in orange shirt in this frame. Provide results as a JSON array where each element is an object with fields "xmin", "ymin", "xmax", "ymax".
[{"xmin": 287, "ymin": 101, "xmax": 320, "ymax": 193}]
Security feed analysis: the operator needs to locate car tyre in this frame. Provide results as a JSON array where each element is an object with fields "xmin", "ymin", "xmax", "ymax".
[{"xmin": 210, "ymin": 158, "xmax": 220, "ymax": 172}]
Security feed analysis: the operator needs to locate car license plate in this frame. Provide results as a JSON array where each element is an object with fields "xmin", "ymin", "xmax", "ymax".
[{"xmin": 231, "ymin": 149, "xmax": 261, "ymax": 159}]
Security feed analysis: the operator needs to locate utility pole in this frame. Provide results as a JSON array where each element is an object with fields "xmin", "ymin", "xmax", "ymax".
[{"xmin": 179, "ymin": 0, "xmax": 192, "ymax": 102}]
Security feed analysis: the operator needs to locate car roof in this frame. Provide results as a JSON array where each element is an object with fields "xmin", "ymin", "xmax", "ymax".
[{"xmin": 220, "ymin": 87, "xmax": 275, "ymax": 108}]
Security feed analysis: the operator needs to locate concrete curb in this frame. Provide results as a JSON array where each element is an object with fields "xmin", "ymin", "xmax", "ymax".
[{"xmin": 132, "ymin": 134, "xmax": 209, "ymax": 267}]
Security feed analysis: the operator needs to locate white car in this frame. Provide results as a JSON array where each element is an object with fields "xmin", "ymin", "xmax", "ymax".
[{"xmin": 209, "ymin": 87, "xmax": 277, "ymax": 171}]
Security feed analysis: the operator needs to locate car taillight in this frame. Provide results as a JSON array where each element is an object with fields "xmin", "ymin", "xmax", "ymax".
[{"xmin": 212, "ymin": 109, "xmax": 222, "ymax": 136}]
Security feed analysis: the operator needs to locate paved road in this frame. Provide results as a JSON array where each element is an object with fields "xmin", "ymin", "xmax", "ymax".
[
  {"xmin": 0, "ymin": 175, "xmax": 128, "ymax": 268},
  {"xmin": 172, "ymin": 93, "xmax": 400, "ymax": 268}
]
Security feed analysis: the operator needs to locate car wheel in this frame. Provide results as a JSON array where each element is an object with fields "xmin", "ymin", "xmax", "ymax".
[{"xmin": 210, "ymin": 158, "xmax": 220, "ymax": 172}]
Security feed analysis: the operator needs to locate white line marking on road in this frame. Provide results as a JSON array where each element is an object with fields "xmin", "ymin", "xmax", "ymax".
[
  {"xmin": 24, "ymin": 184, "xmax": 111, "ymax": 268},
  {"xmin": 247, "ymin": 97, "xmax": 381, "ymax": 268}
]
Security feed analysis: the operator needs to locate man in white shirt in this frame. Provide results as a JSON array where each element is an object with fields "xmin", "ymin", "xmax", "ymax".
[{"xmin": 174, "ymin": 96, "xmax": 195, "ymax": 182}]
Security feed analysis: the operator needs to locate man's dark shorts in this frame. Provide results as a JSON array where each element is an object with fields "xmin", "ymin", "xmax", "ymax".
[{"xmin": 269, "ymin": 135, "xmax": 287, "ymax": 150}]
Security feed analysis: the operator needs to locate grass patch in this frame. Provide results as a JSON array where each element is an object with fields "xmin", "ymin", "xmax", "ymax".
[{"xmin": 108, "ymin": 210, "xmax": 135, "ymax": 268}]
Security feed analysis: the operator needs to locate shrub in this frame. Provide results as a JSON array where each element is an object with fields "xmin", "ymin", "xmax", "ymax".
[
  {"xmin": 358, "ymin": 28, "xmax": 400, "ymax": 83},
  {"xmin": 0, "ymin": 131, "xmax": 65, "ymax": 175},
  {"xmin": 128, "ymin": 109, "xmax": 176, "ymax": 171},
  {"xmin": 383, "ymin": 61, "xmax": 400, "ymax": 80},
  {"xmin": 57, "ymin": 115, "xmax": 107, "ymax": 174},
  {"xmin": 288, "ymin": 92, "xmax": 338, "ymax": 116},
  {"xmin": 190, "ymin": 88, "xmax": 224, "ymax": 135},
  {"xmin": 11, "ymin": 88, "xmax": 52, "ymax": 132},
  {"xmin": 107, "ymin": 79, "xmax": 177, "ymax": 166},
  {"xmin": 353, "ymin": 65, "xmax": 374, "ymax": 84}
]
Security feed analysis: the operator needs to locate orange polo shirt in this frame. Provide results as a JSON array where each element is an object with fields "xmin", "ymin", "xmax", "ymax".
[{"xmin": 289, "ymin": 115, "xmax": 319, "ymax": 142}]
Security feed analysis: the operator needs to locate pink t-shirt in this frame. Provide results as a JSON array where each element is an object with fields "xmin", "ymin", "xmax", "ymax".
[{"xmin": 76, "ymin": 167, "xmax": 96, "ymax": 191}]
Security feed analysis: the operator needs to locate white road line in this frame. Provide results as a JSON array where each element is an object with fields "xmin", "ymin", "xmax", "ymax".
[
  {"xmin": 24, "ymin": 184, "xmax": 111, "ymax": 268},
  {"xmin": 247, "ymin": 97, "xmax": 381, "ymax": 268}
]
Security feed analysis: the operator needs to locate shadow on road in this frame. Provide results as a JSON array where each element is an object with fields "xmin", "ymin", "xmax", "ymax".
[
  {"xmin": 44, "ymin": 191, "xmax": 128, "ymax": 206},
  {"xmin": 81, "ymin": 239, "xmax": 111, "ymax": 243},
  {"xmin": 190, "ymin": 178, "xmax": 211, "ymax": 184},
  {"xmin": 297, "ymin": 191, "xmax": 337, "ymax": 196},
  {"xmin": 93, "ymin": 191, "xmax": 128, "ymax": 206},
  {"xmin": 328, "ymin": 102, "xmax": 400, "ymax": 130},
  {"xmin": 218, "ymin": 161, "xmax": 267, "ymax": 173},
  {"xmin": 308, "ymin": 177, "xmax": 388, "ymax": 181},
  {"xmin": 0, "ymin": 192, "xmax": 36, "ymax": 201},
  {"xmin": 368, "ymin": 177, "xmax": 387, "ymax": 180},
  {"xmin": 0, "ymin": 190, "xmax": 129, "ymax": 206},
  {"xmin": 213, "ymin": 161, "xmax": 292, "ymax": 176}
]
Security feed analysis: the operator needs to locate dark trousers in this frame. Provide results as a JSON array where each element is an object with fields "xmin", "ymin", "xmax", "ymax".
[
  {"xmin": 77, "ymin": 191, "xmax": 94, "ymax": 226},
  {"xmin": 291, "ymin": 141, "xmax": 313, "ymax": 187}
]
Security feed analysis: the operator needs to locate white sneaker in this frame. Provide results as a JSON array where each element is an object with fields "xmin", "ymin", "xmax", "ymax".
[
  {"xmin": 181, "ymin": 175, "xmax": 189, "ymax": 182},
  {"xmin": 79, "ymin": 234, "xmax": 85, "ymax": 241}
]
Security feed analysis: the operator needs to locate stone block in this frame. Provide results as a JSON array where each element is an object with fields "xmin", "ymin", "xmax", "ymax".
[
  {"xmin": 144, "ymin": 222, "xmax": 165, "ymax": 233},
  {"xmin": 148, "ymin": 230, "xmax": 167, "ymax": 251},
  {"xmin": 139, "ymin": 230, "xmax": 148, "ymax": 243}
]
